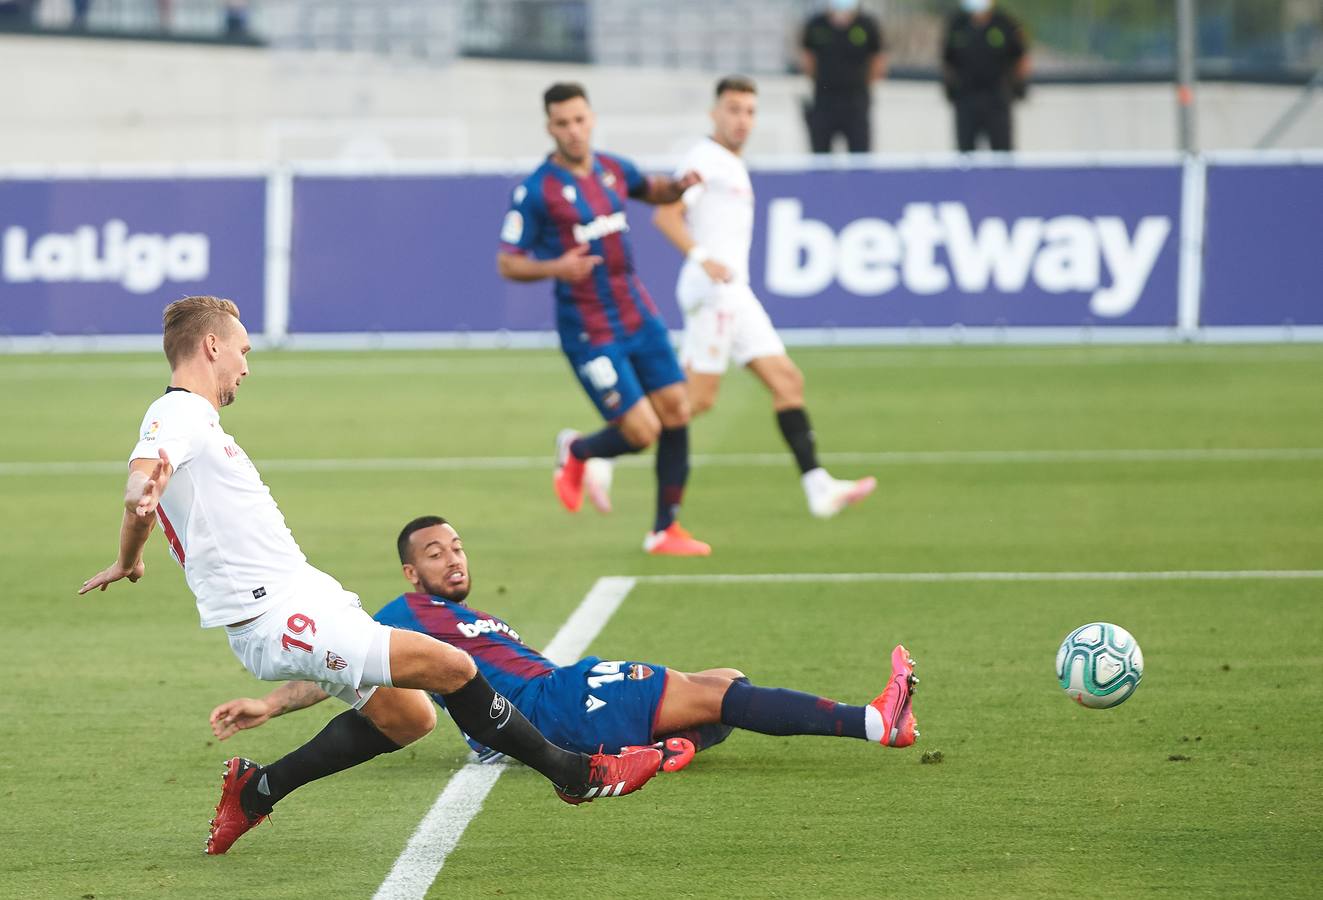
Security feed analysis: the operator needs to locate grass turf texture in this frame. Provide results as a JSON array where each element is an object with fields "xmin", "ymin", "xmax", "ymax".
[{"xmin": 1, "ymin": 345, "xmax": 1321, "ymax": 898}]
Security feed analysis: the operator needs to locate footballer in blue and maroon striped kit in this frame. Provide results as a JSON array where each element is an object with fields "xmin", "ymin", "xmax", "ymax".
[
  {"xmin": 211, "ymin": 516, "xmax": 921, "ymax": 775},
  {"xmin": 497, "ymin": 82, "xmax": 711, "ymax": 557}
]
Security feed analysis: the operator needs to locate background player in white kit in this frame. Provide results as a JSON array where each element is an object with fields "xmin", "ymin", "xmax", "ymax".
[
  {"xmin": 77, "ymin": 296, "xmax": 661, "ymax": 855},
  {"xmin": 652, "ymin": 76, "xmax": 876, "ymax": 518}
]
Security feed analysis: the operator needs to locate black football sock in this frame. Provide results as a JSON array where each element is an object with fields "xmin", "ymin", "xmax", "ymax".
[
  {"xmin": 241, "ymin": 709, "xmax": 402, "ymax": 816},
  {"xmin": 719, "ymin": 679, "xmax": 867, "ymax": 740},
  {"xmin": 776, "ymin": 407, "xmax": 820, "ymax": 475},
  {"xmin": 441, "ymin": 670, "xmax": 588, "ymax": 790},
  {"xmin": 571, "ymin": 427, "xmax": 639, "ymax": 460},
  {"xmin": 653, "ymin": 425, "xmax": 690, "ymax": 532}
]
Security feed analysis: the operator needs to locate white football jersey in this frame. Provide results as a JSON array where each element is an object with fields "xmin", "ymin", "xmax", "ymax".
[
  {"xmin": 676, "ymin": 137, "xmax": 755, "ymax": 303},
  {"xmin": 129, "ymin": 390, "xmax": 309, "ymax": 627}
]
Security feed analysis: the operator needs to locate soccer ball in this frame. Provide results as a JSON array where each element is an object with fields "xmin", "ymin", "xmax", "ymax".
[{"xmin": 1055, "ymin": 622, "xmax": 1144, "ymax": 709}]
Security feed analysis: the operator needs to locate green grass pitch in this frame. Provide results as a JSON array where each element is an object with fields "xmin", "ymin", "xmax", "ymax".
[{"xmin": 1, "ymin": 344, "xmax": 1321, "ymax": 898}]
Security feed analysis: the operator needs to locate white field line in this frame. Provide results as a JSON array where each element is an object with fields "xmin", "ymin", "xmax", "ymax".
[
  {"xmin": 2, "ymin": 345, "xmax": 1321, "ymax": 379},
  {"xmin": 631, "ymin": 570, "xmax": 1323, "ymax": 585},
  {"xmin": 5, "ymin": 447, "xmax": 1323, "ymax": 478},
  {"xmin": 372, "ymin": 576, "xmax": 637, "ymax": 900}
]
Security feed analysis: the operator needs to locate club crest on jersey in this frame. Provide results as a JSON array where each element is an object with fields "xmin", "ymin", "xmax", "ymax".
[
  {"xmin": 601, "ymin": 171, "xmax": 617, "ymax": 188},
  {"xmin": 627, "ymin": 664, "xmax": 654, "ymax": 681},
  {"xmin": 325, "ymin": 651, "xmax": 348, "ymax": 672},
  {"xmin": 562, "ymin": 185, "xmax": 578, "ymax": 203}
]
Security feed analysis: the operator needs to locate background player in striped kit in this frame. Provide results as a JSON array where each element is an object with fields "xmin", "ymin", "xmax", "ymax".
[
  {"xmin": 496, "ymin": 82, "xmax": 710, "ymax": 556},
  {"xmin": 653, "ymin": 76, "xmax": 877, "ymax": 518},
  {"xmin": 209, "ymin": 515, "xmax": 920, "ymax": 768}
]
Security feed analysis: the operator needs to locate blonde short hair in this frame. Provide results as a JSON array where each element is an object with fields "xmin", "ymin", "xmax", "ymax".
[{"xmin": 162, "ymin": 296, "xmax": 241, "ymax": 368}]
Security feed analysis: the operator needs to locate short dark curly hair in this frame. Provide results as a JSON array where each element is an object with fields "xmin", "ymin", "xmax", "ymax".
[{"xmin": 397, "ymin": 515, "xmax": 451, "ymax": 563}]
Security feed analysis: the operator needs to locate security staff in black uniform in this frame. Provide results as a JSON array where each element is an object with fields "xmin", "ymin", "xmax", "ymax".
[
  {"xmin": 942, "ymin": 0, "xmax": 1030, "ymax": 152},
  {"xmin": 799, "ymin": 0, "xmax": 887, "ymax": 154}
]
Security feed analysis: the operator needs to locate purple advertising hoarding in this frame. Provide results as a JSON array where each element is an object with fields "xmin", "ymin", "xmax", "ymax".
[
  {"xmin": 0, "ymin": 178, "xmax": 266, "ymax": 336},
  {"xmin": 1200, "ymin": 164, "xmax": 1323, "ymax": 326},
  {"xmin": 289, "ymin": 165, "xmax": 1183, "ymax": 334}
]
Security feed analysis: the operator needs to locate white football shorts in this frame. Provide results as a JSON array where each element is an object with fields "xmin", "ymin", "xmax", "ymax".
[
  {"xmin": 224, "ymin": 568, "xmax": 391, "ymax": 710},
  {"xmin": 678, "ymin": 282, "xmax": 786, "ymax": 375}
]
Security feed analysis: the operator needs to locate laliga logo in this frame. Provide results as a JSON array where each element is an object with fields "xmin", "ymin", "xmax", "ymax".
[
  {"xmin": 766, "ymin": 200, "xmax": 1171, "ymax": 318},
  {"xmin": 3, "ymin": 219, "xmax": 210, "ymax": 294}
]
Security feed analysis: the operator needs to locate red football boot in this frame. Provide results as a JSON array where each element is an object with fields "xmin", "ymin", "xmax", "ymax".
[
  {"xmin": 555, "ymin": 745, "xmax": 664, "ymax": 805},
  {"xmin": 643, "ymin": 522, "xmax": 712, "ymax": 557},
  {"xmin": 553, "ymin": 429, "xmax": 586, "ymax": 513},
  {"xmin": 205, "ymin": 757, "xmax": 268, "ymax": 855},
  {"xmin": 869, "ymin": 644, "xmax": 919, "ymax": 748},
  {"xmin": 623, "ymin": 737, "xmax": 696, "ymax": 774}
]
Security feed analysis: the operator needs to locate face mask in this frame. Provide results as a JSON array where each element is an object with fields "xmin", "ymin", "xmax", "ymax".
[
  {"xmin": 962, "ymin": 0, "xmax": 992, "ymax": 12},
  {"xmin": 829, "ymin": 0, "xmax": 858, "ymax": 12}
]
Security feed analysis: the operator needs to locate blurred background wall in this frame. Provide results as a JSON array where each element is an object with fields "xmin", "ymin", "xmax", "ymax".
[{"xmin": 3, "ymin": 0, "xmax": 1321, "ymax": 165}]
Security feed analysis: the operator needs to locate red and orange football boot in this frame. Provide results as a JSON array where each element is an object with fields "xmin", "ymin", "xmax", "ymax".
[
  {"xmin": 623, "ymin": 737, "xmax": 696, "ymax": 774},
  {"xmin": 869, "ymin": 644, "xmax": 919, "ymax": 748},
  {"xmin": 643, "ymin": 522, "xmax": 711, "ymax": 557},
  {"xmin": 553, "ymin": 429, "xmax": 586, "ymax": 512}
]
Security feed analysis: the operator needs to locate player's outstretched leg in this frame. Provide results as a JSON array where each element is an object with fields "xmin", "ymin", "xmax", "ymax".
[
  {"xmin": 207, "ymin": 704, "xmax": 408, "ymax": 854},
  {"xmin": 715, "ymin": 648, "xmax": 919, "ymax": 748},
  {"xmin": 870, "ymin": 644, "xmax": 919, "ymax": 748}
]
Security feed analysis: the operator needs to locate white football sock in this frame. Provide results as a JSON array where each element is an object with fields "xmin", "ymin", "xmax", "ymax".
[{"xmin": 863, "ymin": 704, "xmax": 884, "ymax": 743}]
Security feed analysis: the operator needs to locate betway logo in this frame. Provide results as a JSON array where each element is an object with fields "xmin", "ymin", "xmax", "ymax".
[
  {"xmin": 573, "ymin": 211, "xmax": 628, "ymax": 244},
  {"xmin": 766, "ymin": 200, "xmax": 1171, "ymax": 317},
  {"xmin": 457, "ymin": 618, "xmax": 521, "ymax": 641},
  {"xmin": 3, "ymin": 219, "xmax": 209, "ymax": 294}
]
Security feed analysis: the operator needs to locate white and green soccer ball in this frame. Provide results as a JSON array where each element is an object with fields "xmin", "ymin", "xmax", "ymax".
[{"xmin": 1056, "ymin": 622, "xmax": 1144, "ymax": 709}]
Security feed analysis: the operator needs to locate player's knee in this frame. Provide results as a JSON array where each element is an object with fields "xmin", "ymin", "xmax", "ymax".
[
  {"xmin": 396, "ymin": 699, "xmax": 437, "ymax": 745},
  {"xmin": 690, "ymin": 391, "xmax": 716, "ymax": 416},
  {"xmin": 364, "ymin": 689, "xmax": 437, "ymax": 746},
  {"xmin": 419, "ymin": 639, "xmax": 478, "ymax": 693},
  {"xmin": 660, "ymin": 396, "xmax": 692, "ymax": 428},
  {"xmin": 706, "ymin": 667, "xmax": 745, "ymax": 682},
  {"xmin": 622, "ymin": 417, "xmax": 661, "ymax": 448}
]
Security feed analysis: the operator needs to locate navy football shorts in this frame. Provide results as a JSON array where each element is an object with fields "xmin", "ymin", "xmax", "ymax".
[
  {"xmin": 561, "ymin": 317, "xmax": 685, "ymax": 422},
  {"xmin": 527, "ymin": 656, "xmax": 670, "ymax": 755}
]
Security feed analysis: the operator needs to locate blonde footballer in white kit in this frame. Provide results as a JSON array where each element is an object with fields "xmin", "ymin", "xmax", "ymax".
[
  {"xmin": 78, "ymin": 296, "xmax": 662, "ymax": 856},
  {"xmin": 653, "ymin": 76, "xmax": 876, "ymax": 518}
]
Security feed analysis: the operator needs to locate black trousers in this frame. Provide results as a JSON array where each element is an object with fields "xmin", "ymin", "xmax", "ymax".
[
  {"xmin": 954, "ymin": 92, "xmax": 1013, "ymax": 152},
  {"xmin": 807, "ymin": 93, "xmax": 872, "ymax": 154}
]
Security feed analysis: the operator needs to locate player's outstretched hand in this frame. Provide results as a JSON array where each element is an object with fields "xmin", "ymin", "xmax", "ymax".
[
  {"xmin": 78, "ymin": 559, "xmax": 145, "ymax": 595},
  {"xmin": 554, "ymin": 244, "xmax": 604, "ymax": 283},
  {"xmin": 702, "ymin": 258, "xmax": 734, "ymax": 283},
  {"xmin": 210, "ymin": 698, "xmax": 275, "ymax": 741},
  {"xmin": 129, "ymin": 449, "xmax": 173, "ymax": 518}
]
